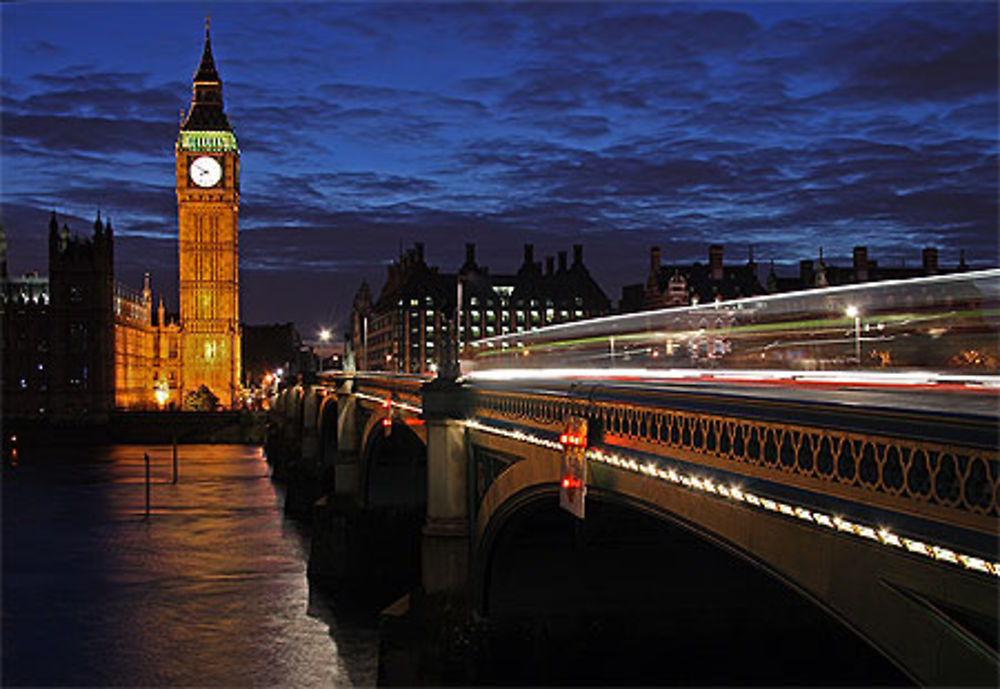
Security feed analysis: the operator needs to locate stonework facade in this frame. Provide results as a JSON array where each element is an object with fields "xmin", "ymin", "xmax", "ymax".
[{"xmin": 174, "ymin": 24, "xmax": 242, "ymax": 408}]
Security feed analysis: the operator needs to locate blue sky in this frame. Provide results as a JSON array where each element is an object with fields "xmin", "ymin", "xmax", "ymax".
[{"xmin": 2, "ymin": 2, "xmax": 997, "ymax": 337}]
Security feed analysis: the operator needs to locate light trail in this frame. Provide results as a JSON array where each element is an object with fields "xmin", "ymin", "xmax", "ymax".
[{"xmin": 463, "ymin": 367, "xmax": 1000, "ymax": 390}]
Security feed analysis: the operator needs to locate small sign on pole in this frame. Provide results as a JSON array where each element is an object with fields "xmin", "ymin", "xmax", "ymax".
[{"xmin": 559, "ymin": 416, "xmax": 588, "ymax": 519}]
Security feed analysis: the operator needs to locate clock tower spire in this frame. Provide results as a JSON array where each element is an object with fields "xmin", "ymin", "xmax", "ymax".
[{"xmin": 175, "ymin": 19, "xmax": 241, "ymax": 408}]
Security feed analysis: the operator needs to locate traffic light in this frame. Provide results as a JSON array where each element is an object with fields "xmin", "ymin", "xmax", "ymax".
[
  {"xmin": 382, "ymin": 397, "xmax": 392, "ymax": 437},
  {"xmin": 559, "ymin": 416, "xmax": 588, "ymax": 519}
]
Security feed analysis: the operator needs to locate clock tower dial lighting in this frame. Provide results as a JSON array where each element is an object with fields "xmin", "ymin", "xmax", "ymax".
[{"xmin": 175, "ymin": 18, "xmax": 241, "ymax": 408}]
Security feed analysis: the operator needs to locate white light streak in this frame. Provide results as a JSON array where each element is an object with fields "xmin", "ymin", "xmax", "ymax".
[{"xmin": 462, "ymin": 367, "xmax": 1000, "ymax": 389}]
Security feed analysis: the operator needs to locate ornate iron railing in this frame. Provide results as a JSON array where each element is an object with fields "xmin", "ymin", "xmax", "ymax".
[{"xmin": 470, "ymin": 388, "xmax": 998, "ymax": 534}]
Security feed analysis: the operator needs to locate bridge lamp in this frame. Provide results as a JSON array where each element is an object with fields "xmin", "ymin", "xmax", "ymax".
[{"xmin": 845, "ymin": 306, "xmax": 861, "ymax": 366}]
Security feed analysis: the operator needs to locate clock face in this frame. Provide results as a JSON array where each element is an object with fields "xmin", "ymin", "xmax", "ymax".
[{"xmin": 190, "ymin": 156, "xmax": 222, "ymax": 188}]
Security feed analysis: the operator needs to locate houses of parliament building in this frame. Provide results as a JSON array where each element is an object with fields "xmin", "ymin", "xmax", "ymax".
[{"xmin": 2, "ymin": 23, "xmax": 241, "ymax": 419}]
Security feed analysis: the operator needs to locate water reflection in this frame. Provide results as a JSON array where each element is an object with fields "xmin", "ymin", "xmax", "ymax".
[{"xmin": 3, "ymin": 444, "xmax": 377, "ymax": 687}]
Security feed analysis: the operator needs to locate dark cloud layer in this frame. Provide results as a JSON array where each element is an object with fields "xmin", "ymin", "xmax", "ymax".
[{"xmin": 1, "ymin": 2, "xmax": 997, "ymax": 336}]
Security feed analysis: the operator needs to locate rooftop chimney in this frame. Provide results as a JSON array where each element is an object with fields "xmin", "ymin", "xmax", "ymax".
[
  {"xmin": 572, "ymin": 244, "xmax": 583, "ymax": 266},
  {"xmin": 853, "ymin": 246, "xmax": 869, "ymax": 282},
  {"xmin": 558, "ymin": 251, "xmax": 567, "ymax": 272},
  {"xmin": 650, "ymin": 246, "xmax": 661, "ymax": 276},
  {"xmin": 709, "ymin": 244, "xmax": 724, "ymax": 281},
  {"xmin": 523, "ymin": 243, "xmax": 534, "ymax": 267},
  {"xmin": 922, "ymin": 247, "xmax": 938, "ymax": 275},
  {"xmin": 414, "ymin": 242, "xmax": 424, "ymax": 263},
  {"xmin": 546, "ymin": 256, "xmax": 554, "ymax": 276},
  {"xmin": 465, "ymin": 243, "xmax": 475, "ymax": 266},
  {"xmin": 799, "ymin": 259, "xmax": 813, "ymax": 284}
]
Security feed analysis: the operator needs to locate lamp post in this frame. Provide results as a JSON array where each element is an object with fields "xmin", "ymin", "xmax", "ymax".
[
  {"xmin": 362, "ymin": 314, "xmax": 368, "ymax": 372},
  {"xmin": 845, "ymin": 305, "xmax": 861, "ymax": 366}
]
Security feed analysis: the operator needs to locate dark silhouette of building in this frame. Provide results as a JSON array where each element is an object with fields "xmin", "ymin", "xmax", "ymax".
[
  {"xmin": 242, "ymin": 323, "xmax": 312, "ymax": 386},
  {"xmin": 2, "ymin": 213, "xmax": 180, "ymax": 420},
  {"xmin": 620, "ymin": 244, "xmax": 975, "ymax": 313},
  {"xmin": 350, "ymin": 242, "xmax": 610, "ymax": 373},
  {"xmin": 623, "ymin": 244, "xmax": 765, "ymax": 312},
  {"xmin": 766, "ymin": 245, "xmax": 967, "ymax": 293}
]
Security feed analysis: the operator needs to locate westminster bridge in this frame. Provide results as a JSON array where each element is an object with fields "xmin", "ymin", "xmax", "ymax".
[
  {"xmin": 267, "ymin": 367, "xmax": 998, "ymax": 685},
  {"xmin": 268, "ymin": 272, "xmax": 998, "ymax": 685}
]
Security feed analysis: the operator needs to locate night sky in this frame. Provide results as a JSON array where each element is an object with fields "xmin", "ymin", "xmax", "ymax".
[{"xmin": 2, "ymin": 2, "xmax": 997, "ymax": 340}]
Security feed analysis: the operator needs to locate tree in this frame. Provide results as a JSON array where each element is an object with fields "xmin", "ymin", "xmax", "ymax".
[{"xmin": 183, "ymin": 384, "xmax": 220, "ymax": 411}]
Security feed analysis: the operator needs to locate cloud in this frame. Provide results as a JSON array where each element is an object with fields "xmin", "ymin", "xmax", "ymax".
[{"xmin": 3, "ymin": 112, "xmax": 174, "ymax": 154}]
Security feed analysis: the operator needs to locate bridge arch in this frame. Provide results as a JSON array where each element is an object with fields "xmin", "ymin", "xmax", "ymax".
[
  {"xmin": 317, "ymin": 393, "xmax": 339, "ymax": 466},
  {"xmin": 359, "ymin": 413, "xmax": 427, "ymax": 510},
  {"xmin": 474, "ymin": 452, "xmax": 912, "ymax": 685}
]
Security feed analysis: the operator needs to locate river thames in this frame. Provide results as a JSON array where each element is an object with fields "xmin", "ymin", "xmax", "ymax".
[{"xmin": 3, "ymin": 444, "xmax": 377, "ymax": 687}]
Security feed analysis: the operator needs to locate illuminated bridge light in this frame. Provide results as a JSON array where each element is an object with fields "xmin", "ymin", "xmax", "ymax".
[
  {"xmin": 813, "ymin": 513, "xmax": 835, "ymax": 528},
  {"xmin": 932, "ymin": 546, "xmax": 959, "ymax": 564},
  {"xmin": 902, "ymin": 539, "xmax": 932, "ymax": 556},
  {"xmin": 856, "ymin": 526, "xmax": 879, "ymax": 541},
  {"xmin": 355, "ymin": 392, "xmax": 423, "ymax": 414}
]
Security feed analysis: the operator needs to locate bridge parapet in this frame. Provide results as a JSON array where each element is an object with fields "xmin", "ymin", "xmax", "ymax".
[{"xmin": 469, "ymin": 385, "xmax": 998, "ymax": 559}]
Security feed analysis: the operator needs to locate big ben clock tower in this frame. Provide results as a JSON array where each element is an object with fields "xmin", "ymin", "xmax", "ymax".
[{"xmin": 176, "ymin": 19, "xmax": 241, "ymax": 408}]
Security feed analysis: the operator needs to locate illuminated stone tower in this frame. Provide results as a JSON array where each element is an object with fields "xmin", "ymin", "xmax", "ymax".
[{"xmin": 176, "ymin": 19, "xmax": 241, "ymax": 408}]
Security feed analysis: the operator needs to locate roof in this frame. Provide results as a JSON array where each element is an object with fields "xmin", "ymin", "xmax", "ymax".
[{"xmin": 180, "ymin": 27, "xmax": 233, "ymax": 133}]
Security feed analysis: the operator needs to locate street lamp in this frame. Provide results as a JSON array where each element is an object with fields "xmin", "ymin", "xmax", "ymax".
[
  {"xmin": 153, "ymin": 380, "xmax": 169, "ymax": 408},
  {"xmin": 845, "ymin": 305, "xmax": 861, "ymax": 366},
  {"xmin": 318, "ymin": 327, "xmax": 331, "ymax": 343}
]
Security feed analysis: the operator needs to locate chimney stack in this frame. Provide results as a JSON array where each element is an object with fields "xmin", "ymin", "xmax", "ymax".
[
  {"xmin": 922, "ymin": 247, "xmax": 938, "ymax": 275},
  {"xmin": 650, "ymin": 246, "xmax": 661, "ymax": 276},
  {"xmin": 558, "ymin": 251, "xmax": 567, "ymax": 272},
  {"xmin": 799, "ymin": 259, "xmax": 814, "ymax": 285},
  {"xmin": 414, "ymin": 242, "xmax": 424, "ymax": 263},
  {"xmin": 546, "ymin": 256, "xmax": 554, "ymax": 276},
  {"xmin": 853, "ymin": 246, "xmax": 869, "ymax": 282},
  {"xmin": 572, "ymin": 244, "xmax": 583, "ymax": 266},
  {"xmin": 523, "ymin": 243, "xmax": 534, "ymax": 267},
  {"xmin": 709, "ymin": 244, "xmax": 724, "ymax": 281}
]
